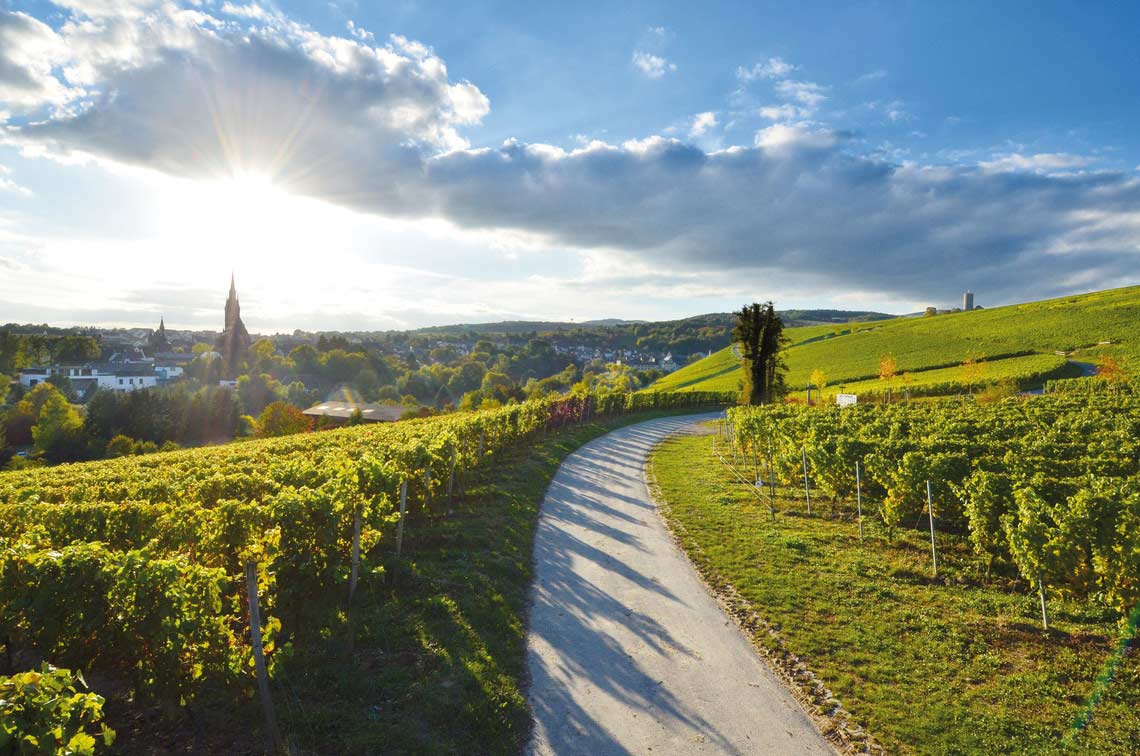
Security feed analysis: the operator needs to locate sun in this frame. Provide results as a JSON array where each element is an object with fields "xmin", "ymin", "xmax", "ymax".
[
  {"xmin": 149, "ymin": 170, "xmax": 350, "ymax": 274},
  {"xmin": 201, "ymin": 173, "xmax": 290, "ymax": 242}
]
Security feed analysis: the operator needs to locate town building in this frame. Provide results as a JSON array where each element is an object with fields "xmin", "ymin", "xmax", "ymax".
[
  {"xmin": 18, "ymin": 364, "xmax": 159, "ymax": 398},
  {"xmin": 302, "ymin": 401, "xmax": 406, "ymax": 425}
]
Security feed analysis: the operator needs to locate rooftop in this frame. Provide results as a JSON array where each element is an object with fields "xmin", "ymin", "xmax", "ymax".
[{"xmin": 302, "ymin": 401, "xmax": 406, "ymax": 423}]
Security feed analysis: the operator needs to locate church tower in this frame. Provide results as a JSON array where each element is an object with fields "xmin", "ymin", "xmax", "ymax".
[
  {"xmin": 216, "ymin": 274, "xmax": 252, "ymax": 379},
  {"xmin": 149, "ymin": 316, "xmax": 171, "ymax": 354}
]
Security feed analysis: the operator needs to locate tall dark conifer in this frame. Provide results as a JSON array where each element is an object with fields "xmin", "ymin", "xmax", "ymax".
[{"xmin": 733, "ymin": 301, "xmax": 786, "ymax": 405}]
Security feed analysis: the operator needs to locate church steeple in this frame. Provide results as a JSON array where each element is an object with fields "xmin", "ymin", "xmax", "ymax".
[
  {"xmin": 225, "ymin": 273, "xmax": 242, "ymax": 332},
  {"xmin": 149, "ymin": 315, "xmax": 170, "ymax": 354},
  {"xmin": 216, "ymin": 274, "xmax": 251, "ymax": 379}
]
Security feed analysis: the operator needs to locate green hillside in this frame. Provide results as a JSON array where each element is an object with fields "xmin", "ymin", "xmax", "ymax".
[{"xmin": 652, "ymin": 285, "xmax": 1140, "ymax": 396}]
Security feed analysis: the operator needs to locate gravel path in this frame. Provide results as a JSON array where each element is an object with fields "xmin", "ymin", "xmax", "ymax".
[{"xmin": 525, "ymin": 414, "xmax": 834, "ymax": 755}]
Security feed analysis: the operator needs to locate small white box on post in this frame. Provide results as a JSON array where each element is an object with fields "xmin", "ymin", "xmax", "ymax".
[{"xmin": 836, "ymin": 393, "xmax": 858, "ymax": 407}]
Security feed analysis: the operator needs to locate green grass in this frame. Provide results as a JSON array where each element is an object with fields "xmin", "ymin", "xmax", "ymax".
[
  {"xmin": 650, "ymin": 346, "xmax": 742, "ymax": 393},
  {"xmin": 652, "ymin": 284, "xmax": 1140, "ymax": 395},
  {"xmin": 649, "ymin": 433, "xmax": 1140, "ymax": 755},
  {"xmin": 114, "ymin": 410, "xmax": 690, "ymax": 754},
  {"xmin": 822, "ymin": 353, "xmax": 1071, "ymax": 397}
]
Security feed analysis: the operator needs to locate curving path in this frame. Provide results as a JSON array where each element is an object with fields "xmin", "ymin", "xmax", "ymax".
[{"xmin": 525, "ymin": 414, "xmax": 833, "ymax": 755}]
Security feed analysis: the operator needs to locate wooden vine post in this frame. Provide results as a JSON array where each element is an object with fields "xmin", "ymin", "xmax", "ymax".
[
  {"xmin": 767, "ymin": 441, "xmax": 777, "ymax": 522},
  {"xmin": 802, "ymin": 447, "xmax": 812, "ymax": 515},
  {"xmin": 245, "ymin": 561, "xmax": 283, "ymax": 754},
  {"xmin": 1038, "ymin": 570, "xmax": 1049, "ymax": 630},
  {"xmin": 447, "ymin": 446, "xmax": 457, "ymax": 504},
  {"xmin": 926, "ymin": 480, "xmax": 938, "ymax": 577},
  {"xmin": 855, "ymin": 461, "xmax": 864, "ymax": 542},
  {"xmin": 752, "ymin": 442, "xmax": 760, "ymax": 487},
  {"xmin": 396, "ymin": 480, "xmax": 408, "ymax": 556},
  {"xmin": 348, "ymin": 507, "xmax": 362, "ymax": 604}
]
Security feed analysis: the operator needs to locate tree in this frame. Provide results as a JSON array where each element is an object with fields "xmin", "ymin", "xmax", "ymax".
[
  {"xmin": 732, "ymin": 302, "xmax": 786, "ymax": 405},
  {"xmin": 237, "ymin": 372, "xmax": 283, "ymax": 416},
  {"xmin": 256, "ymin": 401, "xmax": 313, "ymax": 438},
  {"xmin": 354, "ymin": 367, "xmax": 383, "ymax": 400},
  {"xmin": 923, "ymin": 306, "xmax": 938, "ymax": 317},
  {"xmin": 32, "ymin": 390, "xmax": 85, "ymax": 462},
  {"xmin": 961, "ymin": 355, "xmax": 985, "ymax": 392},
  {"xmin": 105, "ymin": 434, "xmax": 136, "ymax": 458},
  {"xmin": 6, "ymin": 383, "xmax": 62, "ymax": 446},
  {"xmin": 289, "ymin": 344, "xmax": 320, "ymax": 375},
  {"xmin": 1097, "ymin": 354, "xmax": 1128, "ymax": 389},
  {"xmin": 809, "ymin": 368, "xmax": 826, "ymax": 405},
  {"xmin": 878, "ymin": 354, "xmax": 899, "ymax": 402}
]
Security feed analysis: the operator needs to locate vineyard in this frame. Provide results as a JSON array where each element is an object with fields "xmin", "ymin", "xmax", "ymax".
[
  {"xmin": 649, "ymin": 395, "xmax": 1140, "ymax": 753},
  {"xmin": 0, "ymin": 389, "xmax": 729, "ymax": 752},
  {"xmin": 723, "ymin": 395, "xmax": 1140, "ymax": 620},
  {"xmin": 652, "ymin": 284, "xmax": 1140, "ymax": 396}
]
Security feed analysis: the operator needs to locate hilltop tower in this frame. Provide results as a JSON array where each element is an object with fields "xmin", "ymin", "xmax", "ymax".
[
  {"xmin": 963, "ymin": 291, "xmax": 975, "ymax": 311},
  {"xmin": 216, "ymin": 274, "xmax": 251, "ymax": 378}
]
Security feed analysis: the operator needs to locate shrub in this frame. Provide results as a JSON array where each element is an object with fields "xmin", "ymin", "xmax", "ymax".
[{"xmin": 0, "ymin": 664, "xmax": 115, "ymax": 754}]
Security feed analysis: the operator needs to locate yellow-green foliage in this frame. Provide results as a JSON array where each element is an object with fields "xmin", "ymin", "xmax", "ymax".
[
  {"xmin": 0, "ymin": 390, "xmax": 729, "ymax": 720},
  {"xmin": 653, "ymin": 285, "xmax": 1140, "ymax": 395},
  {"xmin": 827, "ymin": 353, "xmax": 1069, "ymax": 398}
]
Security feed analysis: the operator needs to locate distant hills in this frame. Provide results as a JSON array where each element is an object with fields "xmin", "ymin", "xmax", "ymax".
[
  {"xmin": 411, "ymin": 309, "xmax": 894, "ymax": 337},
  {"xmin": 404, "ymin": 310, "xmax": 895, "ymax": 358}
]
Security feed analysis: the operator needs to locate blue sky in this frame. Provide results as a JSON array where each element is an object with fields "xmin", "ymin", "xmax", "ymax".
[{"xmin": 1, "ymin": 0, "xmax": 1138, "ymax": 331}]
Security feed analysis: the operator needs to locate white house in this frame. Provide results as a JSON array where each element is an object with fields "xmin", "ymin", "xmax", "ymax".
[
  {"xmin": 154, "ymin": 365, "xmax": 184, "ymax": 381},
  {"xmin": 19, "ymin": 364, "xmax": 158, "ymax": 394}
]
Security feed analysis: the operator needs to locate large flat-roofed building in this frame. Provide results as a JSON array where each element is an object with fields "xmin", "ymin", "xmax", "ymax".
[{"xmin": 303, "ymin": 401, "xmax": 406, "ymax": 425}]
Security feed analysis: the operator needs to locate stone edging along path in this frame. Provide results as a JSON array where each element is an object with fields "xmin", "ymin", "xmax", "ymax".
[{"xmin": 523, "ymin": 413, "xmax": 838, "ymax": 755}]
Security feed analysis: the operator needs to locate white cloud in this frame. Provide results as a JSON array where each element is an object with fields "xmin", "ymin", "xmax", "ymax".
[
  {"xmin": 0, "ymin": 164, "xmax": 31, "ymax": 195},
  {"xmin": 855, "ymin": 69, "xmax": 887, "ymax": 84},
  {"xmin": 220, "ymin": 3, "xmax": 272, "ymax": 21},
  {"xmin": 979, "ymin": 153, "xmax": 1092, "ymax": 174},
  {"xmin": 754, "ymin": 122, "xmax": 838, "ymax": 151},
  {"xmin": 632, "ymin": 50, "xmax": 676, "ymax": 79},
  {"xmin": 774, "ymin": 79, "xmax": 828, "ymax": 108},
  {"xmin": 757, "ymin": 104, "xmax": 808, "ymax": 121},
  {"xmin": 737, "ymin": 57, "xmax": 797, "ymax": 81},
  {"xmin": 884, "ymin": 99, "xmax": 909, "ymax": 122},
  {"xmin": 346, "ymin": 19, "xmax": 374, "ymax": 42},
  {"xmin": 5, "ymin": 6, "xmax": 491, "ymax": 188},
  {"xmin": 689, "ymin": 111, "xmax": 717, "ymax": 138},
  {"xmin": 0, "ymin": 12, "xmax": 80, "ymax": 113}
]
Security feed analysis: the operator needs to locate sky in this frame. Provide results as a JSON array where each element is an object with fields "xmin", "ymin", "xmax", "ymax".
[{"xmin": 1, "ymin": 1, "xmax": 1139, "ymax": 332}]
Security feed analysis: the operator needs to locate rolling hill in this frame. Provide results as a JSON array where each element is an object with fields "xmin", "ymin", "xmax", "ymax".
[{"xmin": 651, "ymin": 285, "xmax": 1140, "ymax": 397}]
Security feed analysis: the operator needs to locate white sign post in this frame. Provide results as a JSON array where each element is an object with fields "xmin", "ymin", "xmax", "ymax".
[{"xmin": 836, "ymin": 393, "xmax": 858, "ymax": 407}]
